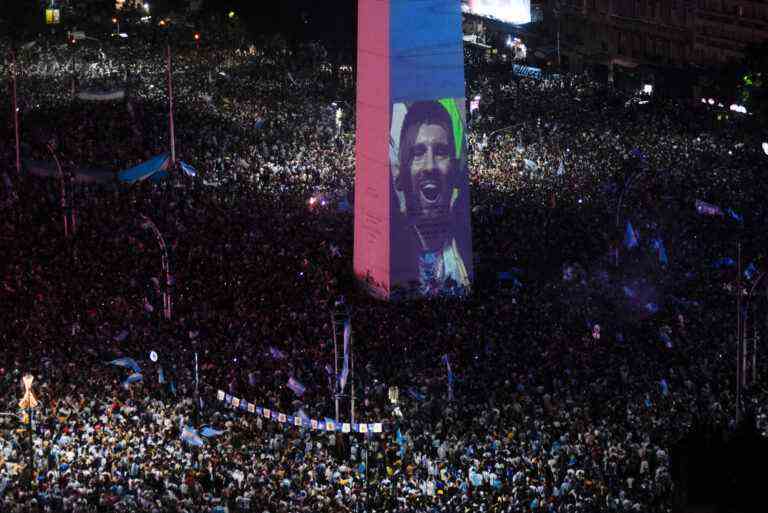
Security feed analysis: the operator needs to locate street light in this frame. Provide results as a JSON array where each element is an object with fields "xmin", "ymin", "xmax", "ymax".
[{"xmin": 18, "ymin": 374, "xmax": 37, "ymax": 489}]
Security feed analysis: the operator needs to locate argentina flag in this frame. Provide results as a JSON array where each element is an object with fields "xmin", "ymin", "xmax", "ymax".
[
  {"xmin": 339, "ymin": 319, "xmax": 351, "ymax": 390},
  {"xmin": 624, "ymin": 221, "xmax": 639, "ymax": 249},
  {"xmin": 442, "ymin": 354, "xmax": 455, "ymax": 401},
  {"xmin": 180, "ymin": 160, "xmax": 197, "ymax": 177},
  {"xmin": 287, "ymin": 377, "xmax": 306, "ymax": 397},
  {"xmin": 181, "ymin": 425, "xmax": 205, "ymax": 447},
  {"xmin": 199, "ymin": 426, "xmax": 225, "ymax": 438},
  {"xmin": 122, "ymin": 372, "xmax": 143, "ymax": 388},
  {"xmin": 109, "ymin": 357, "xmax": 142, "ymax": 374}
]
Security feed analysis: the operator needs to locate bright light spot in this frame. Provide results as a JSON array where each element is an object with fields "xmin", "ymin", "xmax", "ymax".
[
  {"xmin": 729, "ymin": 104, "xmax": 748, "ymax": 114},
  {"xmin": 762, "ymin": 142, "xmax": 768, "ymax": 156},
  {"xmin": 308, "ymin": 197, "xmax": 317, "ymax": 206},
  {"xmin": 468, "ymin": 1, "xmax": 531, "ymax": 24},
  {"xmin": 118, "ymin": 33, "xmax": 128, "ymax": 38},
  {"xmin": 143, "ymin": 3, "xmax": 150, "ymax": 13},
  {"xmin": 708, "ymin": 99, "xmax": 715, "ymax": 105},
  {"xmin": 642, "ymin": 84, "xmax": 653, "ymax": 94},
  {"xmin": 228, "ymin": 11, "xmax": 236, "ymax": 19}
]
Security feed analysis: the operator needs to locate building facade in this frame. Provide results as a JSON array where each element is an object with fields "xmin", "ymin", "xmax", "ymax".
[{"xmin": 544, "ymin": 0, "xmax": 768, "ymax": 72}]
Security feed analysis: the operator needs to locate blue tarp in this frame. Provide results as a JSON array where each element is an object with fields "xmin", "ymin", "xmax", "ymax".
[{"xmin": 118, "ymin": 154, "xmax": 170, "ymax": 184}]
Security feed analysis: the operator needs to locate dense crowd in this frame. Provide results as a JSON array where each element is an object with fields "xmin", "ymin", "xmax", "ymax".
[{"xmin": 1, "ymin": 24, "xmax": 768, "ymax": 513}]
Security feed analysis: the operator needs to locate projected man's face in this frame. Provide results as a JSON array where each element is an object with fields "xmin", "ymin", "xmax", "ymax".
[{"xmin": 407, "ymin": 123, "xmax": 452, "ymax": 219}]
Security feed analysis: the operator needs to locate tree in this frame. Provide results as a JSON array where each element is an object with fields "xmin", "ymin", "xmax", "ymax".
[{"xmin": 737, "ymin": 41, "xmax": 768, "ymax": 129}]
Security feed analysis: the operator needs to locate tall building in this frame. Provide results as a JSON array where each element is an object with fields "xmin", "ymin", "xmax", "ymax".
[{"xmin": 544, "ymin": 0, "xmax": 768, "ymax": 73}]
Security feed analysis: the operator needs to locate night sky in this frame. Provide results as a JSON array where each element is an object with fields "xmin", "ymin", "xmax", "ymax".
[
  {"xmin": 216, "ymin": 0, "xmax": 358, "ymax": 48},
  {"xmin": 0, "ymin": 0, "xmax": 359, "ymax": 49}
]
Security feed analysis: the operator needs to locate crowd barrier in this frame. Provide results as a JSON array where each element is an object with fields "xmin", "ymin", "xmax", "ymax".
[{"xmin": 76, "ymin": 90, "xmax": 126, "ymax": 102}]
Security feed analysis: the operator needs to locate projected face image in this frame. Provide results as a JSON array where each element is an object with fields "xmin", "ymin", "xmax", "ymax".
[
  {"xmin": 391, "ymin": 99, "xmax": 472, "ymax": 297},
  {"xmin": 407, "ymin": 123, "xmax": 453, "ymax": 219}
]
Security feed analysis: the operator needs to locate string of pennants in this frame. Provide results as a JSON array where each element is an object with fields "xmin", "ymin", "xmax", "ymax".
[{"xmin": 217, "ymin": 390, "xmax": 387, "ymax": 434}]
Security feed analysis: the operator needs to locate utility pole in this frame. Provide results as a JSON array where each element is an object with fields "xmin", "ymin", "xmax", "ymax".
[
  {"xmin": 10, "ymin": 49, "xmax": 21, "ymax": 175},
  {"xmin": 48, "ymin": 144, "xmax": 68, "ymax": 238},
  {"xmin": 166, "ymin": 45, "xmax": 176, "ymax": 168},
  {"xmin": 736, "ymin": 243, "xmax": 743, "ymax": 423},
  {"xmin": 331, "ymin": 299, "xmax": 352, "ymax": 423}
]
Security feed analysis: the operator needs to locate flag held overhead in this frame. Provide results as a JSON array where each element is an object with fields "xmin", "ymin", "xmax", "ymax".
[{"xmin": 108, "ymin": 357, "xmax": 142, "ymax": 374}]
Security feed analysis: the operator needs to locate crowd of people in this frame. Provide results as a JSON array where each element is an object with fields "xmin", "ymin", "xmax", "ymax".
[{"xmin": 1, "ymin": 22, "xmax": 768, "ymax": 513}]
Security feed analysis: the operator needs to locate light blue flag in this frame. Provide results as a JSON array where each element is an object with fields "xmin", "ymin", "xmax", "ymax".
[
  {"xmin": 339, "ymin": 319, "xmax": 351, "ymax": 390},
  {"xmin": 337, "ymin": 197, "xmax": 351, "ymax": 213},
  {"xmin": 442, "ymin": 354, "xmax": 455, "ymax": 401},
  {"xmin": 557, "ymin": 159, "xmax": 565, "ymax": 176},
  {"xmin": 396, "ymin": 429, "xmax": 407, "ymax": 458},
  {"xmin": 660, "ymin": 379, "xmax": 669, "ymax": 396},
  {"xmin": 180, "ymin": 161, "xmax": 197, "ymax": 177},
  {"xmin": 122, "ymin": 372, "xmax": 143, "ymax": 388},
  {"xmin": 726, "ymin": 208, "xmax": 743, "ymax": 223},
  {"xmin": 745, "ymin": 262, "xmax": 757, "ymax": 280},
  {"xmin": 712, "ymin": 257, "xmax": 736, "ymax": 269},
  {"xmin": 295, "ymin": 409, "xmax": 310, "ymax": 427},
  {"xmin": 624, "ymin": 221, "xmax": 638, "ymax": 249},
  {"xmin": 407, "ymin": 387, "xmax": 426, "ymax": 401},
  {"xmin": 695, "ymin": 199, "xmax": 723, "ymax": 217},
  {"xmin": 287, "ymin": 377, "xmax": 306, "ymax": 397},
  {"xmin": 158, "ymin": 366, "xmax": 165, "ymax": 384},
  {"xmin": 109, "ymin": 357, "xmax": 141, "ymax": 374},
  {"xmin": 181, "ymin": 425, "xmax": 204, "ymax": 447},
  {"xmin": 651, "ymin": 238, "xmax": 668, "ymax": 266},
  {"xmin": 199, "ymin": 426, "xmax": 225, "ymax": 438},
  {"xmin": 269, "ymin": 346, "xmax": 286, "ymax": 360}
]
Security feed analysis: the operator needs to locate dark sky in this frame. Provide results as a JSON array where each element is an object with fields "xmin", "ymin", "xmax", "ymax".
[
  {"xmin": 228, "ymin": 0, "xmax": 357, "ymax": 48},
  {"xmin": 0, "ymin": 1, "xmax": 358, "ymax": 48}
]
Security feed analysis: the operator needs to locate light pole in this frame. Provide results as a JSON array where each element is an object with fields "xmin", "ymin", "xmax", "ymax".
[
  {"xmin": 18, "ymin": 374, "xmax": 38, "ymax": 490},
  {"xmin": 166, "ymin": 45, "xmax": 176, "ymax": 169},
  {"xmin": 10, "ymin": 48, "xmax": 21, "ymax": 175},
  {"xmin": 140, "ymin": 214, "xmax": 173, "ymax": 321},
  {"xmin": 739, "ymin": 270, "xmax": 768, "ymax": 417},
  {"xmin": 48, "ymin": 144, "xmax": 69, "ymax": 238}
]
